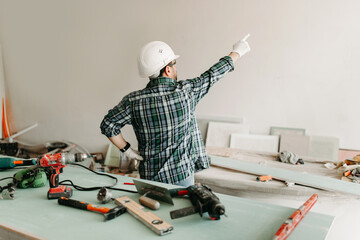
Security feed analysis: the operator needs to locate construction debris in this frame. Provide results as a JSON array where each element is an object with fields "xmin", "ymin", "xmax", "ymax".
[{"xmin": 279, "ymin": 151, "xmax": 304, "ymax": 165}]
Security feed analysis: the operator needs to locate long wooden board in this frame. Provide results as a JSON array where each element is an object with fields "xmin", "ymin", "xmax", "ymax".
[{"xmin": 210, "ymin": 155, "xmax": 360, "ymax": 196}]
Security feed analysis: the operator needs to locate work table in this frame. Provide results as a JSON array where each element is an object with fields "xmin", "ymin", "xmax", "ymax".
[{"xmin": 1, "ymin": 164, "xmax": 333, "ymax": 240}]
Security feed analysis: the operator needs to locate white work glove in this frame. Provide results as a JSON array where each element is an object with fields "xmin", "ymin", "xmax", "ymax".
[
  {"xmin": 124, "ymin": 147, "xmax": 144, "ymax": 161},
  {"xmin": 232, "ymin": 34, "xmax": 251, "ymax": 57}
]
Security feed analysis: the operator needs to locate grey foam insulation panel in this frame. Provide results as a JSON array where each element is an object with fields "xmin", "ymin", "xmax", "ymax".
[
  {"xmin": 270, "ymin": 126, "xmax": 306, "ymax": 136},
  {"xmin": 279, "ymin": 134, "xmax": 310, "ymax": 156},
  {"xmin": 196, "ymin": 115, "xmax": 244, "ymax": 144},
  {"xmin": 210, "ymin": 155, "xmax": 360, "ymax": 196},
  {"xmin": 309, "ymin": 136, "xmax": 339, "ymax": 162},
  {"xmin": 206, "ymin": 121, "xmax": 250, "ymax": 148},
  {"xmin": 230, "ymin": 134, "xmax": 279, "ymax": 153}
]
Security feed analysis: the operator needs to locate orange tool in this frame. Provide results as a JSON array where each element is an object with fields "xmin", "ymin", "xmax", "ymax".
[
  {"xmin": 256, "ymin": 175, "xmax": 273, "ymax": 182},
  {"xmin": 344, "ymin": 170, "xmax": 352, "ymax": 177},
  {"xmin": 38, "ymin": 152, "xmax": 90, "ymax": 199},
  {"xmin": 272, "ymin": 194, "xmax": 318, "ymax": 240},
  {"xmin": 0, "ymin": 157, "xmax": 37, "ymax": 169},
  {"xmin": 58, "ymin": 197, "xmax": 126, "ymax": 221}
]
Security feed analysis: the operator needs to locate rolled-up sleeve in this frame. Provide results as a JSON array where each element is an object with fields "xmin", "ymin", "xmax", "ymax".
[
  {"xmin": 183, "ymin": 56, "xmax": 234, "ymax": 104},
  {"xmin": 100, "ymin": 96, "xmax": 132, "ymax": 138}
]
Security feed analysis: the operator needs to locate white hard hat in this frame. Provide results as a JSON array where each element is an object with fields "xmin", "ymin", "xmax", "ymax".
[{"xmin": 137, "ymin": 41, "xmax": 179, "ymax": 78}]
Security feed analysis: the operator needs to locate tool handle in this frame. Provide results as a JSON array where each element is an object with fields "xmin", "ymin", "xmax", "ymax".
[
  {"xmin": 169, "ymin": 188, "xmax": 188, "ymax": 197},
  {"xmin": 20, "ymin": 159, "xmax": 38, "ymax": 166},
  {"xmin": 170, "ymin": 206, "xmax": 198, "ymax": 219},
  {"xmin": 139, "ymin": 196, "xmax": 160, "ymax": 210},
  {"xmin": 58, "ymin": 197, "xmax": 89, "ymax": 210},
  {"xmin": 0, "ymin": 158, "xmax": 15, "ymax": 168},
  {"xmin": 49, "ymin": 168, "xmax": 60, "ymax": 188}
]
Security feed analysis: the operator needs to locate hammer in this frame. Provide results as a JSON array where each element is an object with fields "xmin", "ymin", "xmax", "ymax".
[{"xmin": 58, "ymin": 197, "xmax": 126, "ymax": 221}]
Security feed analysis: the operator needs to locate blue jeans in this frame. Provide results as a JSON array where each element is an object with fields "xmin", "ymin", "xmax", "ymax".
[{"xmin": 176, "ymin": 175, "xmax": 194, "ymax": 187}]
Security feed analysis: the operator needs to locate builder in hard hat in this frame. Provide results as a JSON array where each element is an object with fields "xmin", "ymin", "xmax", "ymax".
[{"xmin": 100, "ymin": 35, "xmax": 250, "ymax": 187}]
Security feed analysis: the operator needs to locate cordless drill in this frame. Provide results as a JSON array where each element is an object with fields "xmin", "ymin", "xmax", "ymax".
[
  {"xmin": 38, "ymin": 152, "xmax": 90, "ymax": 199},
  {"xmin": 170, "ymin": 184, "xmax": 225, "ymax": 220}
]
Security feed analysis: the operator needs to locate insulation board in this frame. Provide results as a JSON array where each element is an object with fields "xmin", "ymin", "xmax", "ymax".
[
  {"xmin": 270, "ymin": 126, "xmax": 306, "ymax": 136},
  {"xmin": 196, "ymin": 115, "xmax": 244, "ymax": 144},
  {"xmin": 210, "ymin": 155, "xmax": 360, "ymax": 196},
  {"xmin": 0, "ymin": 158, "xmax": 334, "ymax": 240},
  {"xmin": 230, "ymin": 134, "xmax": 279, "ymax": 153},
  {"xmin": 309, "ymin": 136, "xmax": 339, "ymax": 162},
  {"xmin": 279, "ymin": 134, "xmax": 310, "ymax": 156},
  {"xmin": 206, "ymin": 121, "xmax": 250, "ymax": 147}
]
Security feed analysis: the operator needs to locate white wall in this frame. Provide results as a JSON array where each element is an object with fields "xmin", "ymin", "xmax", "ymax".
[{"xmin": 0, "ymin": 0, "xmax": 359, "ymax": 154}]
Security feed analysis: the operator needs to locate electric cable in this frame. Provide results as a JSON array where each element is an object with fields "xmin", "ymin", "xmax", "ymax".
[
  {"xmin": 0, "ymin": 177, "xmax": 16, "ymax": 193},
  {"xmin": 0, "ymin": 176, "xmax": 15, "ymax": 182},
  {"xmin": 59, "ymin": 163, "xmax": 137, "ymax": 193}
]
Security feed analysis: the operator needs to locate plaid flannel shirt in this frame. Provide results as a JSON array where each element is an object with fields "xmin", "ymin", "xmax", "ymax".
[{"xmin": 100, "ymin": 56, "xmax": 234, "ymax": 184}]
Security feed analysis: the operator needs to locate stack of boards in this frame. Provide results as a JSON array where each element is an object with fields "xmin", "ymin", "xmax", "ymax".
[{"xmin": 201, "ymin": 118, "xmax": 339, "ymax": 162}]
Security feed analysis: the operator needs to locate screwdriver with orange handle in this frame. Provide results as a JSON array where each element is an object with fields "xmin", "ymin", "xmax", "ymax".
[
  {"xmin": 256, "ymin": 175, "xmax": 273, "ymax": 182},
  {"xmin": 58, "ymin": 197, "xmax": 126, "ymax": 221},
  {"xmin": 0, "ymin": 157, "xmax": 37, "ymax": 169}
]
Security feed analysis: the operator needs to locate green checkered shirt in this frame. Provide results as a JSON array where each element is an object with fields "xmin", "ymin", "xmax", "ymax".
[{"xmin": 100, "ymin": 56, "xmax": 234, "ymax": 184}]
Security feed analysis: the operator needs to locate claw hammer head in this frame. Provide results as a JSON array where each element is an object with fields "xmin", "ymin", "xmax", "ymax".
[{"xmin": 103, "ymin": 205, "xmax": 127, "ymax": 221}]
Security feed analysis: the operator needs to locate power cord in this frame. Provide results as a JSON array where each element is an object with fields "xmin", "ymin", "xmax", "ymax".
[
  {"xmin": 0, "ymin": 177, "xmax": 16, "ymax": 199},
  {"xmin": 59, "ymin": 163, "xmax": 137, "ymax": 193}
]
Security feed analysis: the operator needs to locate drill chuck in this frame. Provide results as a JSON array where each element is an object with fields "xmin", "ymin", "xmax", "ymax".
[
  {"xmin": 61, "ymin": 152, "xmax": 91, "ymax": 164},
  {"xmin": 211, "ymin": 202, "xmax": 225, "ymax": 217},
  {"xmin": 74, "ymin": 153, "xmax": 90, "ymax": 162}
]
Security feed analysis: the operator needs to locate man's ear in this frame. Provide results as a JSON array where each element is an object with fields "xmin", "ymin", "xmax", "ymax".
[{"xmin": 164, "ymin": 66, "xmax": 171, "ymax": 77}]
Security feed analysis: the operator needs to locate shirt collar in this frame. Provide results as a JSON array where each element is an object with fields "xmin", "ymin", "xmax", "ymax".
[{"xmin": 146, "ymin": 77, "xmax": 176, "ymax": 88}]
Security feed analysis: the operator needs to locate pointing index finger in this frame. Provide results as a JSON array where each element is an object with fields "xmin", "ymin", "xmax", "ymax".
[{"xmin": 242, "ymin": 34, "xmax": 250, "ymax": 42}]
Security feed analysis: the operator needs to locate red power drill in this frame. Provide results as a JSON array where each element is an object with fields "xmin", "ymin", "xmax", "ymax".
[{"xmin": 38, "ymin": 152, "xmax": 90, "ymax": 199}]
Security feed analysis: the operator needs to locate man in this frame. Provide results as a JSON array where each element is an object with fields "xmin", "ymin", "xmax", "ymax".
[{"xmin": 100, "ymin": 35, "xmax": 250, "ymax": 187}]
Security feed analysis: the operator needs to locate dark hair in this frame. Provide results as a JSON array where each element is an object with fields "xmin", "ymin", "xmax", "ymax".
[{"xmin": 159, "ymin": 65, "xmax": 167, "ymax": 77}]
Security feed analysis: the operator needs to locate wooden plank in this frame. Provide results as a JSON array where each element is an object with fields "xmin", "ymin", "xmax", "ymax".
[{"xmin": 210, "ymin": 155, "xmax": 360, "ymax": 196}]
